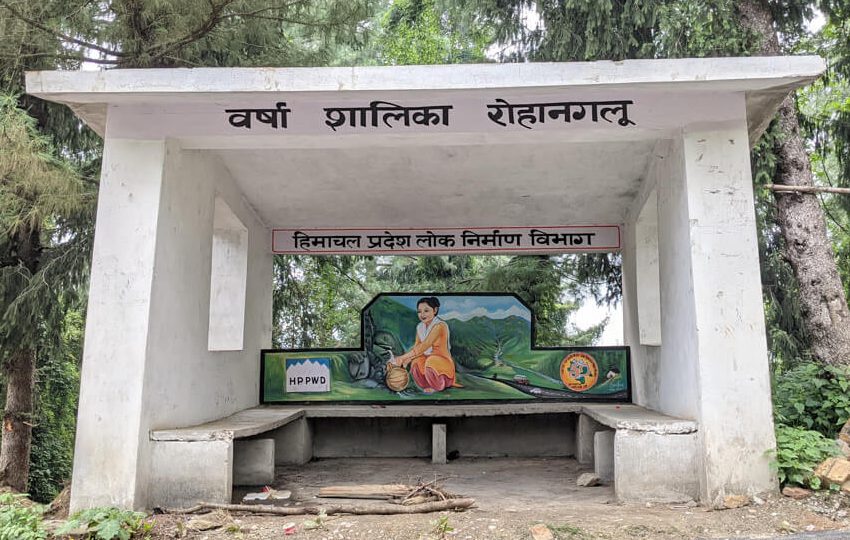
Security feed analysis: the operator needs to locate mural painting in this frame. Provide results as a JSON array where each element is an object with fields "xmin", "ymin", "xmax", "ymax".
[{"xmin": 261, "ymin": 293, "xmax": 630, "ymax": 403}]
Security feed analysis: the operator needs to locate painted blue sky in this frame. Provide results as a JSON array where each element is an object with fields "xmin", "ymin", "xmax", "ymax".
[{"xmin": 390, "ymin": 295, "xmax": 531, "ymax": 322}]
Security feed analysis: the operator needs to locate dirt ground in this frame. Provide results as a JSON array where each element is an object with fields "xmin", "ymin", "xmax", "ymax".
[{"xmin": 150, "ymin": 457, "xmax": 850, "ymax": 540}]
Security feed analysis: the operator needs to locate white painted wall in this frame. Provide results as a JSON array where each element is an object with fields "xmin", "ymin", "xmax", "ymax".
[
  {"xmin": 208, "ymin": 198, "xmax": 249, "ymax": 351},
  {"xmin": 71, "ymin": 140, "xmax": 272, "ymax": 511},
  {"xmin": 623, "ymin": 94, "xmax": 777, "ymax": 503}
]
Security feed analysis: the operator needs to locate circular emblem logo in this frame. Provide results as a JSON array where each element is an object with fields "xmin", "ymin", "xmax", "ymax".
[{"xmin": 560, "ymin": 352, "xmax": 598, "ymax": 392}]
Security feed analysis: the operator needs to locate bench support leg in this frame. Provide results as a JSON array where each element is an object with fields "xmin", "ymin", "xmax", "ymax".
[
  {"xmin": 432, "ymin": 424, "xmax": 447, "ymax": 464},
  {"xmin": 593, "ymin": 430, "xmax": 615, "ymax": 483},
  {"xmin": 614, "ymin": 430, "xmax": 700, "ymax": 503},
  {"xmin": 148, "ymin": 440, "xmax": 233, "ymax": 508},
  {"xmin": 576, "ymin": 414, "xmax": 604, "ymax": 465},
  {"xmin": 234, "ymin": 439, "xmax": 275, "ymax": 486},
  {"xmin": 273, "ymin": 417, "xmax": 313, "ymax": 465}
]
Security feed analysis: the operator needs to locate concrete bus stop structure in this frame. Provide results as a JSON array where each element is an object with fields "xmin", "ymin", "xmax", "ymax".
[{"xmin": 27, "ymin": 56, "xmax": 824, "ymax": 511}]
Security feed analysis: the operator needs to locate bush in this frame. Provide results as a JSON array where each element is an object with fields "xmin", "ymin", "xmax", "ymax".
[
  {"xmin": 773, "ymin": 362, "xmax": 850, "ymax": 437},
  {"xmin": 0, "ymin": 492, "xmax": 47, "ymax": 540},
  {"xmin": 774, "ymin": 423, "xmax": 841, "ymax": 488},
  {"xmin": 56, "ymin": 507, "xmax": 152, "ymax": 540}
]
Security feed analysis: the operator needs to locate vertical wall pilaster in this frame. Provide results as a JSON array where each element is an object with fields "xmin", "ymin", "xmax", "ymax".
[
  {"xmin": 679, "ymin": 117, "xmax": 777, "ymax": 502},
  {"xmin": 71, "ymin": 139, "xmax": 167, "ymax": 511}
]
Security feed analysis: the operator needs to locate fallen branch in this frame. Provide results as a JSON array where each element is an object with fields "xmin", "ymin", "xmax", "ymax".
[
  {"xmin": 764, "ymin": 184, "xmax": 850, "ymax": 195},
  {"xmin": 163, "ymin": 498, "xmax": 475, "ymax": 516}
]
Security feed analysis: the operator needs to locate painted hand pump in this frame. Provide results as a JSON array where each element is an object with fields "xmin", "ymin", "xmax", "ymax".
[{"xmin": 261, "ymin": 293, "xmax": 630, "ymax": 403}]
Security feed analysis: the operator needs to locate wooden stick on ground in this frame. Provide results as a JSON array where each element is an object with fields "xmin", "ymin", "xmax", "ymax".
[
  {"xmin": 163, "ymin": 498, "xmax": 475, "ymax": 516},
  {"xmin": 318, "ymin": 484, "xmax": 411, "ymax": 500}
]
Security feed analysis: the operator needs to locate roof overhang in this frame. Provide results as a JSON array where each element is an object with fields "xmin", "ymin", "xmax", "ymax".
[
  {"xmin": 25, "ymin": 57, "xmax": 825, "ymax": 232},
  {"xmin": 27, "ymin": 56, "xmax": 825, "ymax": 144}
]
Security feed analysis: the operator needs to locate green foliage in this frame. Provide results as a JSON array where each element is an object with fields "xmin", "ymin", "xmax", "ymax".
[
  {"xmin": 430, "ymin": 515, "xmax": 453, "ymax": 539},
  {"xmin": 0, "ymin": 493, "xmax": 47, "ymax": 540},
  {"xmin": 28, "ymin": 309, "xmax": 82, "ymax": 503},
  {"xmin": 0, "ymin": 93, "xmax": 93, "ymax": 352},
  {"xmin": 773, "ymin": 423, "xmax": 840, "ymax": 488},
  {"xmin": 546, "ymin": 522, "xmax": 592, "ymax": 540},
  {"xmin": 751, "ymin": 123, "xmax": 813, "ymax": 367},
  {"xmin": 376, "ymin": 0, "xmax": 492, "ymax": 65},
  {"xmin": 57, "ymin": 507, "xmax": 152, "ymax": 540},
  {"xmin": 273, "ymin": 255, "xmax": 606, "ymax": 350},
  {"xmin": 773, "ymin": 362, "xmax": 850, "ymax": 436}
]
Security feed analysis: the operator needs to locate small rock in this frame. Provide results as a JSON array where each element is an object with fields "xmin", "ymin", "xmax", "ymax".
[
  {"xmin": 752, "ymin": 495, "xmax": 765, "ymax": 505},
  {"xmin": 782, "ymin": 486, "xmax": 811, "ymax": 500},
  {"xmin": 576, "ymin": 473, "xmax": 600, "ymax": 487},
  {"xmin": 837, "ymin": 439, "xmax": 850, "ymax": 458},
  {"xmin": 842, "ymin": 480, "xmax": 850, "ymax": 494},
  {"xmin": 187, "ymin": 518, "xmax": 222, "ymax": 531},
  {"xmin": 723, "ymin": 495, "xmax": 750, "ymax": 509},
  {"xmin": 779, "ymin": 521, "xmax": 797, "ymax": 533},
  {"xmin": 529, "ymin": 524, "xmax": 555, "ymax": 540}
]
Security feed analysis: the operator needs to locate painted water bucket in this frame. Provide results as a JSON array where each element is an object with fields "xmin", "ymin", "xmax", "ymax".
[{"xmin": 385, "ymin": 362, "xmax": 409, "ymax": 392}]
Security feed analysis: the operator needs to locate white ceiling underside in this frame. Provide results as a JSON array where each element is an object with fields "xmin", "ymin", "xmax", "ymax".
[{"xmin": 217, "ymin": 140, "xmax": 655, "ymax": 229}]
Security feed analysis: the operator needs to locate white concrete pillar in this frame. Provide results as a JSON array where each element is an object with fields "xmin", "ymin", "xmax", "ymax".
[
  {"xmin": 658, "ymin": 110, "xmax": 777, "ymax": 502},
  {"xmin": 71, "ymin": 139, "xmax": 169, "ymax": 511},
  {"xmin": 71, "ymin": 139, "xmax": 273, "ymax": 511}
]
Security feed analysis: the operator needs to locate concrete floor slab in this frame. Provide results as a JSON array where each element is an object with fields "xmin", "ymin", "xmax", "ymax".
[{"xmin": 254, "ymin": 457, "xmax": 613, "ymax": 508}]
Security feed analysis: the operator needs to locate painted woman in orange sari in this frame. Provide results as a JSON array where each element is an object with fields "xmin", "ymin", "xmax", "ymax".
[{"xmin": 394, "ymin": 297, "xmax": 463, "ymax": 394}]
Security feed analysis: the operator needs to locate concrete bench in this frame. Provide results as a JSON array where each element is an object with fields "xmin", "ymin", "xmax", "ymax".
[
  {"xmin": 574, "ymin": 404, "xmax": 699, "ymax": 503},
  {"xmin": 148, "ymin": 402, "xmax": 698, "ymax": 507}
]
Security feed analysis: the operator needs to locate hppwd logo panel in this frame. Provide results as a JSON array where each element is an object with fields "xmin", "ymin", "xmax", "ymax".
[{"xmin": 285, "ymin": 358, "xmax": 331, "ymax": 393}]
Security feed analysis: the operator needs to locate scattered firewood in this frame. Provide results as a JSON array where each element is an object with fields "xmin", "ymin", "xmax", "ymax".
[
  {"xmin": 318, "ymin": 478, "xmax": 458, "ymax": 505},
  {"xmin": 162, "ymin": 498, "xmax": 475, "ymax": 516},
  {"xmin": 318, "ymin": 484, "xmax": 410, "ymax": 500}
]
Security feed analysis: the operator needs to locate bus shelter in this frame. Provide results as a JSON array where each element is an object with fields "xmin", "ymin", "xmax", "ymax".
[{"xmin": 26, "ymin": 56, "xmax": 824, "ymax": 511}]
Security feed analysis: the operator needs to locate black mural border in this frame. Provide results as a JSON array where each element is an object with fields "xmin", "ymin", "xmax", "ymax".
[{"xmin": 260, "ymin": 292, "xmax": 632, "ymax": 405}]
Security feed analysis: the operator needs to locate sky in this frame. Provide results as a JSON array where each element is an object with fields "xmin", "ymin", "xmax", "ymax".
[{"xmin": 391, "ymin": 294, "xmax": 531, "ymax": 321}]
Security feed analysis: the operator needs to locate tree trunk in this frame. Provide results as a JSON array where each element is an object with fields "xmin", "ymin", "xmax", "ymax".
[
  {"xmin": 0, "ymin": 348, "xmax": 36, "ymax": 492},
  {"xmin": 737, "ymin": 0, "xmax": 850, "ymax": 367}
]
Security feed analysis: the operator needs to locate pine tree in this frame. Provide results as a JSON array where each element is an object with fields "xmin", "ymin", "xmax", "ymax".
[{"xmin": 0, "ymin": 94, "xmax": 92, "ymax": 492}]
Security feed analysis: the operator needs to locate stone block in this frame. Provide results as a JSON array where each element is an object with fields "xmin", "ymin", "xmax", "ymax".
[
  {"xmin": 234, "ymin": 439, "xmax": 275, "ymax": 486},
  {"xmin": 614, "ymin": 430, "xmax": 700, "ymax": 503},
  {"xmin": 839, "ymin": 418, "xmax": 850, "ymax": 445},
  {"xmin": 432, "ymin": 424, "xmax": 447, "ymax": 464},
  {"xmin": 148, "ymin": 440, "xmax": 233, "ymax": 509},
  {"xmin": 815, "ymin": 457, "xmax": 850, "ymax": 486},
  {"xmin": 782, "ymin": 486, "xmax": 811, "ymax": 500},
  {"xmin": 593, "ymin": 430, "xmax": 615, "ymax": 483}
]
